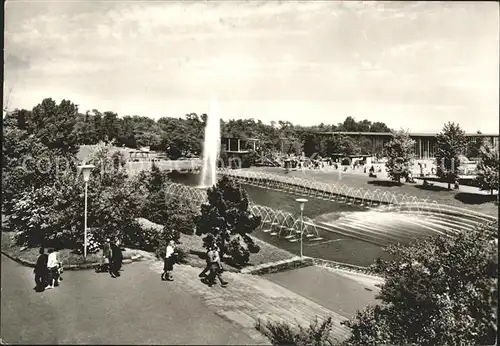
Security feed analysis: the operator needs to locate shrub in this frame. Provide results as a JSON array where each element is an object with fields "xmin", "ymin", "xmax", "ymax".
[
  {"xmin": 154, "ymin": 225, "xmax": 181, "ymax": 259},
  {"xmin": 255, "ymin": 316, "xmax": 337, "ymax": 346},
  {"xmin": 196, "ymin": 176, "xmax": 262, "ymax": 266},
  {"xmin": 123, "ymin": 219, "xmax": 163, "ymax": 252},
  {"xmin": 227, "ymin": 237, "xmax": 250, "ymax": 267},
  {"xmin": 73, "ymin": 231, "xmax": 102, "ymax": 255},
  {"xmin": 342, "ymin": 220, "xmax": 498, "ymax": 346}
]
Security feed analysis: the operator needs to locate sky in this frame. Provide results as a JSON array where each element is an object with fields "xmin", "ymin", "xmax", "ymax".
[{"xmin": 4, "ymin": 1, "xmax": 499, "ymax": 133}]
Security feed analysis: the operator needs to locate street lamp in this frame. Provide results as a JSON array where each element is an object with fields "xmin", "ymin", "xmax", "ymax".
[
  {"xmin": 78, "ymin": 164, "xmax": 95, "ymax": 259},
  {"xmin": 295, "ymin": 198, "xmax": 308, "ymax": 259}
]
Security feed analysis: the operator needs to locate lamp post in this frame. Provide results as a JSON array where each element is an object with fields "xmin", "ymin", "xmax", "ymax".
[
  {"xmin": 78, "ymin": 164, "xmax": 95, "ymax": 259},
  {"xmin": 295, "ymin": 198, "xmax": 308, "ymax": 259}
]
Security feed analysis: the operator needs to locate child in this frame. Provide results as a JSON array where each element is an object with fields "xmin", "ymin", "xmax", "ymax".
[{"xmin": 46, "ymin": 248, "xmax": 60, "ymax": 289}]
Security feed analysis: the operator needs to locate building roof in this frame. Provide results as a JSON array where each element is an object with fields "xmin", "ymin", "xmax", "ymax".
[
  {"xmin": 320, "ymin": 131, "xmax": 499, "ymax": 137},
  {"xmin": 222, "ymin": 137, "xmax": 259, "ymax": 141}
]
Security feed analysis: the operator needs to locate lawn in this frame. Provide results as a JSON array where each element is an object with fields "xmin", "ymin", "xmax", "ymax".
[
  {"xmin": 245, "ymin": 167, "xmax": 499, "ymax": 217},
  {"xmin": 177, "ymin": 232, "xmax": 295, "ymax": 272}
]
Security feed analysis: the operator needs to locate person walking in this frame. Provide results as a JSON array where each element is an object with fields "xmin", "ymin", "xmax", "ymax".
[
  {"xmin": 162, "ymin": 240, "xmax": 176, "ymax": 281},
  {"xmin": 101, "ymin": 238, "xmax": 111, "ymax": 273},
  {"xmin": 199, "ymin": 243, "xmax": 221, "ymax": 278},
  {"xmin": 109, "ymin": 238, "xmax": 123, "ymax": 278},
  {"xmin": 34, "ymin": 247, "xmax": 48, "ymax": 291},
  {"xmin": 46, "ymin": 248, "xmax": 60, "ymax": 289},
  {"xmin": 204, "ymin": 246, "xmax": 228, "ymax": 287}
]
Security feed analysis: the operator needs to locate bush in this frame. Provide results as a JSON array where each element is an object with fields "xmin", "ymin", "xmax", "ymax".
[
  {"xmin": 255, "ymin": 316, "xmax": 337, "ymax": 346},
  {"xmin": 123, "ymin": 219, "xmax": 163, "ymax": 252},
  {"xmin": 227, "ymin": 237, "xmax": 250, "ymax": 267},
  {"xmin": 73, "ymin": 231, "xmax": 101, "ymax": 255},
  {"xmin": 248, "ymin": 242, "xmax": 261, "ymax": 254}
]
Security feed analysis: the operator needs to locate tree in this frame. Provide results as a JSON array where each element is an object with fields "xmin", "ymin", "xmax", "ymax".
[
  {"xmin": 435, "ymin": 122, "xmax": 466, "ymax": 189},
  {"xmin": 466, "ymin": 131, "xmax": 485, "ymax": 159},
  {"xmin": 475, "ymin": 143, "xmax": 499, "ymax": 195},
  {"xmin": 384, "ymin": 130, "xmax": 416, "ymax": 183},
  {"xmin": 341, "ymin": 116, "xmax": 358, "ymax": 132},
  {"xmin": 28, "ymin": 98, "xmax": 80, "ymax": 156},
  {"xmin": 342, "ymin": 221, "xmax": 498, "ymax": 346},
  {"xmin": 103, "ymin": 111, "xmax": 120, "ymax": 143},
  {"xmin": 196, "ymin": 176, "xmax": 261, "ymax": 267},
  {"xmin": 2, "ymin": 126, "xmax": 69, "ymax": 215},
  {"xmin": 369, "ymin": 122, "xmax": 392, "ymax": 133},
  {"xmin": 75, "ymin": 111, "xmax": 98, "ymax": 145}
]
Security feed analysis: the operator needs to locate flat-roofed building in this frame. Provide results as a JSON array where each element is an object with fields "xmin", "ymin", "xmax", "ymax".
[{"xmin": 320, "ymin": 131, "xmax": 499, "ymax": 160}]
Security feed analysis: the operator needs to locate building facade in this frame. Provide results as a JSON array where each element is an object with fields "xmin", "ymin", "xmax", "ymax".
[{"xmin": 321, "ymin": 132, "xmax": 499, "ymax": 160}]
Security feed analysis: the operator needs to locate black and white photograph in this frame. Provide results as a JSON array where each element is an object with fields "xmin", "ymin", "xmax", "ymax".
[{"xmin": 2, "ymin": 1, "xmax": 498, "ymax": 345}]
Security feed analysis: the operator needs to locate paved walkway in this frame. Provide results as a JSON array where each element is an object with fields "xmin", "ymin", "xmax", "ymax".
[
  {"xmin": 0, "ymin": 254, "xmax": 256, "ymax": 345},
  {"xmin": 148, "ymin": 261, "xmax": 352, "ymax": 341},
  {"xmin": 264, "ymin": 266, "xmax": 380, "ymax": 319},
  {"xmin": 2, "ymin": 253, "xmax": 377, "ymax": 344}
]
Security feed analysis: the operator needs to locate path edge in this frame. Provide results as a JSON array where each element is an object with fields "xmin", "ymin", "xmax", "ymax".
[{"xmin": 1, "ymin": 250, "xmax": 144, "ymax": 271}]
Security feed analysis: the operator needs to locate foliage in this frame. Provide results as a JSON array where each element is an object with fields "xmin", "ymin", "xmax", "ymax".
[
  {"xmin": 475, "ymin": 143, "xmax": 499, "ymax": 195},
  {"xmin": 154, "ymin": 225, "xmax": 182, "ymax": 259},
  {"xmin": 28, "ymin": 98, "xmax": 80, "ymax": 156},
  {"xmin": 7, "ymin": 141, "xmax": 146, "ymax": 249},
  {"xmin": 73, "ymin": 231, "xmax": 101, "ymax": 255},
  {"xmin": 255, "ymin": 317, "xmax": 337, "ymax": 346},
  {"xmin": 435, "ymin": 122, "xmax": 467, "ymax": 189},
  {"xmin": 84, "ymin": 143, "xmax": 146, "ymax": 238},
  {"xmin": 466, "ymin": 131, "xmax": 485, "ymax": 159},
  {"xmin": 196, "ymin": 176, "xmax": 261, "ymax": 266},
  {"xmin": 342, "ymin": 220, "xmax": 498, "ymax": 346},
  {"xmin": 7, "ymin": 171, "xmax": 84, "ymax": 249},
  {"xmin": 384, "ymin": 130, "xmax": 416, "ymax": 183}
]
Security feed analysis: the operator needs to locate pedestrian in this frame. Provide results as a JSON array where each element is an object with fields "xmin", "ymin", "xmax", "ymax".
[
  {"xmin": 46, "ymin": 248, "xmax": 60, "ymax": 289},
  {"xmin": 109, "ymin": 238, "xmax": 123, "ymax": 278},
  {"xmin": 204, "ymin": 246, "xmax": 228, "ymax": 287},
  {"xmin": 162, "ymin": 240, "xmax": 176, "ymax": 281},
  {"xmin": 34, "ymin": 247, "xmax": 48, "ymax": 291},
  {"xmin": 101, "ymin": 238, "xmax": 111, "ymax": 273},
  {"xmin": 198, "ymin": 246, "xmax": 212, "ymax": 279}
]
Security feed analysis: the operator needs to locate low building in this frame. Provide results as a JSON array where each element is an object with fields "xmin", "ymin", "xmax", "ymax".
[
  {"xmin": 220, "ymin": 137, "xmax": 259, "ymax": 168},
  {"xmin": 320, "ymin": 131, "xmax": 499, "ymax": 160}
]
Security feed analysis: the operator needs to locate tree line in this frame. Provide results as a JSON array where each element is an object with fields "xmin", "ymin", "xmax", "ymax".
[{"xmin": 4, "ymin": 98, "xmax": 396, "ymax": 159}]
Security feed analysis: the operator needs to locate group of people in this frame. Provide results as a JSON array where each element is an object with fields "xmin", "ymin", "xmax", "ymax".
[
  {"xmin": 34, "ymin": 237, "xmax": 229, "ymax": 291},
  {"xmin": 34, "ymin": 247, "xmax": 63, "ymax": 292},
  {"xmin": 97, "ymin": 238, "xmax": 123, "ymax": 278},
  {"xmin": 160, "ymin": 240, "xmax": 228, "ymax": 287}
]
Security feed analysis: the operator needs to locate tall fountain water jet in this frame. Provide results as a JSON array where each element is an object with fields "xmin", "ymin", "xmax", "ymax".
[{"xmin": 199, "ymin": 99, "xmax": 221, "ymax": 188}]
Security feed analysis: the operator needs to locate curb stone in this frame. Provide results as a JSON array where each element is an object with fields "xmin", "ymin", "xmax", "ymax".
[
  {"xmin": 1, "ymin": 250, "xmax": 144, "ymax": 271},
  {"xmin": 241, "ymin": 256, "xmax": 314, "ymax": 275},
  {"xmin": 308, "ymin": 257, "xmax": 380, "ymax": 277}
]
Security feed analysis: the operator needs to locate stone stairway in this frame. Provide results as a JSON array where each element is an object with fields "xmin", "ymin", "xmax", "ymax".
[{"xmin": 148, "ymin": 261, "xmax": 352, "ymax": 343}]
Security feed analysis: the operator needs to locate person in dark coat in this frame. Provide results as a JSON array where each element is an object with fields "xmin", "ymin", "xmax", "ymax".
[
  {"xmin": 109, "ymin": 238, "xmax": 123, "ymax": 278},
  {"xmin": 101, "ymin": 238, "xmax": 111, "ymax": 273},
  {"xmin": 34, "ymin": 247, "xmax": 48, "ymax": 291}
]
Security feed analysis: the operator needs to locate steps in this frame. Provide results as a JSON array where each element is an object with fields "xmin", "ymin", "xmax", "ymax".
[{"xmin": 147, "ymin": 261, "xmax": 352, "ymax": 341}]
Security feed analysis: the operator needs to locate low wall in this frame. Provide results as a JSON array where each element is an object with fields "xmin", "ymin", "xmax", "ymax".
[{"xmin": 240, "ymin": 256, "xmax": 314, "ymax": 275}]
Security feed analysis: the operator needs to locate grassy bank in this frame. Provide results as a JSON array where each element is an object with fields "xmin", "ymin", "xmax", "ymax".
[
  {"xmin": 1, "ymin": 229, "xmax": 294, "ymax": 272},
  {"xmin": 1, "ymin": 232, "xmax": 139, "ymax": 267},
  {"xmin": 176, "ymin": 232, "xmax": 295, "ymax": 272}
]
